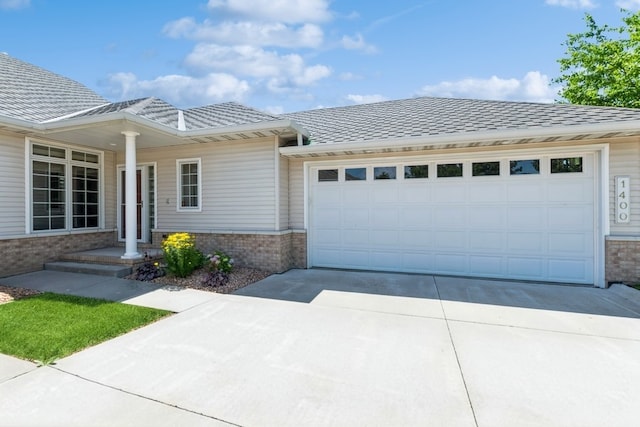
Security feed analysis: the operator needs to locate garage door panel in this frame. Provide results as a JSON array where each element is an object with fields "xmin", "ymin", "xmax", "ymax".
[
  {"xmin": 435, "ymin": 253, "xmax": 467, "ymax": 273},
  {"xmin": 370, "ymin": 251, "xmax": 402, "ymax": 268},
  {"xmin": 401, "ymin": 207, "xmax": 431, "ymax": 227},
  {"xmin": 310, "ymin": 152, "xmax": 596, "ymax": 284},
  {"xmin": 508, "ymin": 207, "xmax": 545, "ymax": 228},
  {"xmin": 508, "ymin": 183, "xmax": 544, "ymax": 202},
  {"xmin": 548, "ymin": 233, "xmax": 591, "ymax": 255},
  {"xmin": 469, "ymin": 255, "xmax": 503, "ymax": 276},
  {"xmin": 435, "ymin": 231, "xmax": 466, "ymax": 249},
  {"xmin": 507, "ymin": 257, "xmax": 545, "ymax": 280},
  {"xmin": 469, "ymin": 231, "xmax": 504, "ymax": 250},
  {"xmin": 344, "ymin": 208, "xmax": 369, "ymax": 226},
  {"xmin": 402, "ymin": 252, "xmax": 434, "ymax": 270},
  {"xmin": 469, "ymin": 183, "xmax": 506, "ymax": 203},
  {"xmin": 548, "ymin": 259, "xmax": 588, "ymax": 281},
  {"xmin": 433, "ymin": 207, "xmax": 466, "ymax": 227},
  {"xmin": 434, "ymin": 184, "xmax": 466, "ymax": 202},
  {"xmin": 469, "ymin": 206, "xmax": 506, "ymax": 228},
  {"xmin": 343, "ymin": 229, "xmax": 369, "ymax": 245},
  {"xmin": 547, "ymin": 206, "xmax": 592, "ymax": 229},
  {"xmin": 370, "ymin": 229, "xmax": 399, "ymax": 246}
]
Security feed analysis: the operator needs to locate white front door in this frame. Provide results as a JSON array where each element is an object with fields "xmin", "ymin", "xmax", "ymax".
[
  {"xmin": 308, "ymin": 151, "xmax": 599, "ymax": 285},
  {"xmin": 117, "ymin": 164, "xmax": 155, "ymax": 243}
]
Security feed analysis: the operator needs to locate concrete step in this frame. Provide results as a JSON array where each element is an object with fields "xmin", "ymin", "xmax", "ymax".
[{"xmin": 44, "ymin": 261, "xmax": 132, "ymax": 278}]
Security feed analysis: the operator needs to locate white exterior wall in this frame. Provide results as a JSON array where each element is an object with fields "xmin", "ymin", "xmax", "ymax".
[
  {"xmin": 103, "ymin": 150, "xmax": 117, "ymax": 229},
  {"xmin": 609, "ymin": 140, "xmax": 640, "ymax": 236},
  {"xmin": 127, "ymin": 138, "xmax": 278, "ymax": 232},
  {"xmin": 279, "ymin": 154, "xmax": 289, "ymax": 230},
  {"xmin": 288, "ymin": 158, "xmax": 305, "ymax": 229},
  {"xmin": 0, "ymin": 133, "xmax": 26, "ymax": 236}
]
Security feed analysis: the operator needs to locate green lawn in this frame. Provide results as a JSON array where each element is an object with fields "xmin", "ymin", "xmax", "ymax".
[{"xmin": 0, "ymin": 293, "xmax": 170, "ymax": 364}]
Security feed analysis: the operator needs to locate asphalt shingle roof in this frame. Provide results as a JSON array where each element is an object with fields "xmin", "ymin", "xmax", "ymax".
[
  {"xmin": 284, "ymin": 97, "xmax": 640, "ymax": 145},
  {"xmin": 0, "ymin": 53, "xmax": 108, "ymax": 122},
  {"xmin": 183, "ymin": 103, "xmax": 281, "ymax": 130}
]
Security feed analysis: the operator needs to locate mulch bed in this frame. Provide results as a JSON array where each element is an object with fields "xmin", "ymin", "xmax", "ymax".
[{"xmin": 0, "ymin": 286, "xmax": 42, "ymax": 305}]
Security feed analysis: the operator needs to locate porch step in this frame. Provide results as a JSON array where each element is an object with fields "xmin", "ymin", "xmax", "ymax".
[{"xmin": 44, "ymin": 261, "xmax": 132, "ymax": 278}]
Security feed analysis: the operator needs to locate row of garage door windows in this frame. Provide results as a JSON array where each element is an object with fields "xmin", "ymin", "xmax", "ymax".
[{"xmin": 318, "ymin": 157, "xmax": 583, "ymax": 182}]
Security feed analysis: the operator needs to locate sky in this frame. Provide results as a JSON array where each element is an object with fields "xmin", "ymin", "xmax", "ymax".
[{"xmin": 1, "ymin": 0, "xmax": 639, "ymax": 114}]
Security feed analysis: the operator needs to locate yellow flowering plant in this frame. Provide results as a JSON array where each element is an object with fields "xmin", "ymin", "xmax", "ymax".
[{"xmin": 161, "ymin": 232, "xmax": 205, "ymax": 277}]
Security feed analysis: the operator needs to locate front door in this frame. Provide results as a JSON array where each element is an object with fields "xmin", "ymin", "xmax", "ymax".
[{"xmin": 118, "ymin": 164, "xmax": 155, "ymax": 243}]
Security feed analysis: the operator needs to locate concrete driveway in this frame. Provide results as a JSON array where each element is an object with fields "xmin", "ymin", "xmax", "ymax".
[{"xmin": 1, "ymin": 269, "xmax": 640, "ymax": 426}]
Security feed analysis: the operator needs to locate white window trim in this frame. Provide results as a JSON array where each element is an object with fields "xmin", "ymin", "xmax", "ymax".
[
  {"xmin": 176, "ymin": 158, "xmax": 202, "ymax": 212},
  {"xmin": 25, "ymin": 138, "xmax": 104, "ymax": 234}
]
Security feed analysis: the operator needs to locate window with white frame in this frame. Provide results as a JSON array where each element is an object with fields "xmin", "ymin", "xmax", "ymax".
[
  {"xmin": 30, "ymin": 142, "xmax": 101, "ymax": 231},
  {"xmin": 177, "ymin": 158, "xmax": 201, "ymax": 210}
]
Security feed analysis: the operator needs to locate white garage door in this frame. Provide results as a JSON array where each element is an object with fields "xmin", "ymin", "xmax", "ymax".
[{"xmin": 309, "ymin": 152, "xmax": 597, "ymax": 284}]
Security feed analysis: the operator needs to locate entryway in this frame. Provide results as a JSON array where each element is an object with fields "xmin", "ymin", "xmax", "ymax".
[{"xmin": 117, "ymin": 164, "xmax": 156, "ymax": 243}]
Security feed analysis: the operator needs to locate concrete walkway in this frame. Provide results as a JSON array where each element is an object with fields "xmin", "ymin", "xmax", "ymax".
[{"xmin": 1, "ymin": 269, "xmax": 640, "ymax": 426}]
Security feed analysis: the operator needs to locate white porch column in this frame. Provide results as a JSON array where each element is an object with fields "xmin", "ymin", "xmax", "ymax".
[{"xmin": 121, "ymin": 131, "xmax": 142, "ymax": 259}]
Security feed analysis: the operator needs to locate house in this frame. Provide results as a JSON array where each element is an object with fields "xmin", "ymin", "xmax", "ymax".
[{"xmin": 1, "ymin": 53, "xmax": 639, "ymax": 288}]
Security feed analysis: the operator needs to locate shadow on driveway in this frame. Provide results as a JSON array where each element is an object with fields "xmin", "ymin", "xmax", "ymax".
[{"xmin": 233, "ymin": 268, "xmax": 640, "ymax": 319}]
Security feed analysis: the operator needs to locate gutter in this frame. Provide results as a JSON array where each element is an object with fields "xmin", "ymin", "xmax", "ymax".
[
  {"xmin": 279, "ymin": 120, "xmax": 640, "ymax": 157},
  {"xmin": 0, "ymin": 111, "xmax": 310, "ymax": 139}
]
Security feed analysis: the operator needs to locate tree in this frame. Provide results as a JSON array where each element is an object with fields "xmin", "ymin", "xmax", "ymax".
[{"xmin": 554, "ymin": 10, "xmax": 640, "ymax": 108}]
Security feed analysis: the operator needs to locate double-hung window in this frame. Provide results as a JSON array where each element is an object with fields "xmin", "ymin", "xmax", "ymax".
[
  {"xmin": 30, "ymin": 142, "xmax": 101, "ymax": 232},
  {"xmin": 177, "ymin": 158, "xmax": 201, "ymax": 211}
]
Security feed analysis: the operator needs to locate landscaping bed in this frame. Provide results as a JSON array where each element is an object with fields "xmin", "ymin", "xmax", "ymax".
[
  {"xmin": 0, "ymin": 285, "xmax": 41, "ymax": 305},
  {"xmin": 130, "ymin": 266, "xmax": 271, "ymax": 294}
]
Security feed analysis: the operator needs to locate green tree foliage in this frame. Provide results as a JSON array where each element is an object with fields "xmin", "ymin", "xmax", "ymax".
[{"xmin": 554, "ymin": 11, "xmax": 640, "ymax": 108}]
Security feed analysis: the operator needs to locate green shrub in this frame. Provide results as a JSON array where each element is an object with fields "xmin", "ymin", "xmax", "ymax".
[
  {"xmin": 161, "ymin": 233, "xmax": 205, "ymax": 278},
  {"xmin": 206, "ymin": 250, "xmax": 234, "ymax": 274}
]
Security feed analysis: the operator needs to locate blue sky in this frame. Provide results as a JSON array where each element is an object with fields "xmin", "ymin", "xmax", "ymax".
[{"xmin": 1, "ymin": 0, "xmax": 638, "ymax": 113}]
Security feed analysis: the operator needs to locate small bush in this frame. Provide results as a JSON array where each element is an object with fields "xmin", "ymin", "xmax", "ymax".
[
  {"xmin": 135, "ymin": 262, "xmax": 165, "ymax": 281},
  {"xmin": 162, "ymin": 233, "xmax": 205, "ymax": 278},
  {"xmin": 206, "ymin": 251, "xmax": 234, "ymax": 274},
  {"xmin": 201, "ymin": 271, "xmax": 230, "ymax": 288}
]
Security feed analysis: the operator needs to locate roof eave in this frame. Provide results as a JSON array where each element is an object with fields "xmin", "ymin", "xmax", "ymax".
[{"xmin": 279, "ymin": 121, "xmax": 640, "ymax": 157}]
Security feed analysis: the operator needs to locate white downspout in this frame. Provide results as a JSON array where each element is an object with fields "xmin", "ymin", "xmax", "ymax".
[{"xmin": 121, "ymin": 131, "xmax": 142, "ymax": 259}]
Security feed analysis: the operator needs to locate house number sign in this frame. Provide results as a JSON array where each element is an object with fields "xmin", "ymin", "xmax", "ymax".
[{"xmin": 616, "ymin": 176, "xmax": 631, "ymax": 224}]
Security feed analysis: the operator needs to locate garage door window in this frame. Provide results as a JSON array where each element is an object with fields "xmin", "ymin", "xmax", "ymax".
[
  {"xmin": 437, "ymin": 163, "xmax": 463, "ymax": 178},
  {"xmin": 374, "ymin": 166, "xmax": 396, "ymax": 180},
  {"xmin": 346, "ymin": 167, "xmax": 367, "ymax": 181},
  {"xmin": 472, "ymin": 161, "xmax": 500, "ymax": 176},
  {"xmin": 404, "ymin": 165, "xmax": 428, "ymax": 179},
  {"xmin": 318, "ymin": 169, "xmax": 338, "ymax": 182},
  {"xmin": 551, "ymin": 157, "xmax": 583, "ymax": 173},
  {"xmin": 510, "ymin": 159, "xmax": 540, "ymax": 175}
]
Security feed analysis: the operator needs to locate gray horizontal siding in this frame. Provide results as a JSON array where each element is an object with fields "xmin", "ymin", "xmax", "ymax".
[{"xmin": 0, "ymin": 134, "xmax": 25, "ymax": 236}]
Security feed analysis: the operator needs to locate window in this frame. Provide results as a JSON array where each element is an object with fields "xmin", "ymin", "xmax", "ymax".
[
  {"xmin": 318, "ymin": 169, "xmax": 338, "ymax": 182},
  {"xmin": 472, "ymin": 161, "xmax": 500, "ymax": 176},
  {"xmin": 30, "ymin": 142, "xmax": 101, "ymax": 231},
  {"xmin": 345, "ymin": 167, "xmax": 366, "ymax": 181},
  {"xmin": 177, "ymin": 159, "xmax": 201, "ymax": 210},
  {"xmin": 510, "ymin": 159, "xmax": 540, "ymax": 175},
  {"xmin": 437, "ymin": 163, "xmax": 463, "ymax": 178},
  {"xmin": 551, "ymin": 157, "xmax": 583, "ymax": 173},
  {"xmin": 374, "ymin": 166, "xmax": 396, "ymax": 180},
  {"xmin": 404, "ymin": 165, "xmax": 428, "ymax": 179}
]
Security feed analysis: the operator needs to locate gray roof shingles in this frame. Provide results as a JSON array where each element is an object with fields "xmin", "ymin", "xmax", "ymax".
[
  {"xmin": 284, "ymin": 97, "xmax": 640, "ymax": 145},
  {"xmin": 0, "ymin": 53, "xmax": 108, "ymax": 122},
  {"xmin": 3, "ymin": 53, "xmax": 640, "ymax": 143}
]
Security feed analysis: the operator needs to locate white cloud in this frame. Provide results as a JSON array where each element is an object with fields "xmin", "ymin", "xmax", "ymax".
[
  {"xmin": 185, "ymin": 43, "xmax": 331, "ymax": 89},
  {"xmin": 417, "ymin": 71, "xmax": 560, "ymax": 103},
  {"xmin": 341, "ymin": 34, "xmax": 378, "ymax": 54},
  {"xmin": 346, "ymin": 94, "xmax": 388, "ymax": 105},
  {"xmin": 545, "ymin": 0, "xmax": 597, "ymax": 9},
  {"xmin": 164, "ymin": 18, "xmax": 324, "ymax": 48},
  {"xmin": 105, "ymin": 72, "xmax": 250, "ymax": 107},
  {"xmin": 0, "ymin": 0, "xmax": 29, "ymax": 9},
  {"xmin": 207, "ymin": 0, "xmax": 332, "ymax": 24},
  {"xmin": 616, "ymin": 0, "xmax": 640, "ymax": 9}
]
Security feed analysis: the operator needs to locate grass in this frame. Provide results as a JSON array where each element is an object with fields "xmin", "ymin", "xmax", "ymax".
[
  {"xmin": 0, "ymin": 293, "xmax": 170, "ymax": 364},
  {"xmin": 631, "ymin": 284, "xmax": 640, "ymax": 291}
]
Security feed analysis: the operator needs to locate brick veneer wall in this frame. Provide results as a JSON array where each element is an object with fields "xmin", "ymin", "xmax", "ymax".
[
  {"xmin": 0, "ymin": 231, "xmax": 117, "ymax": 278},
  {"xmin": 152, "ymin": 231, "xmax": 307, "ymax": 273},
  {"xmin": 605, "ymin": 238, "xmax": 640, "ymax": 284}
]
